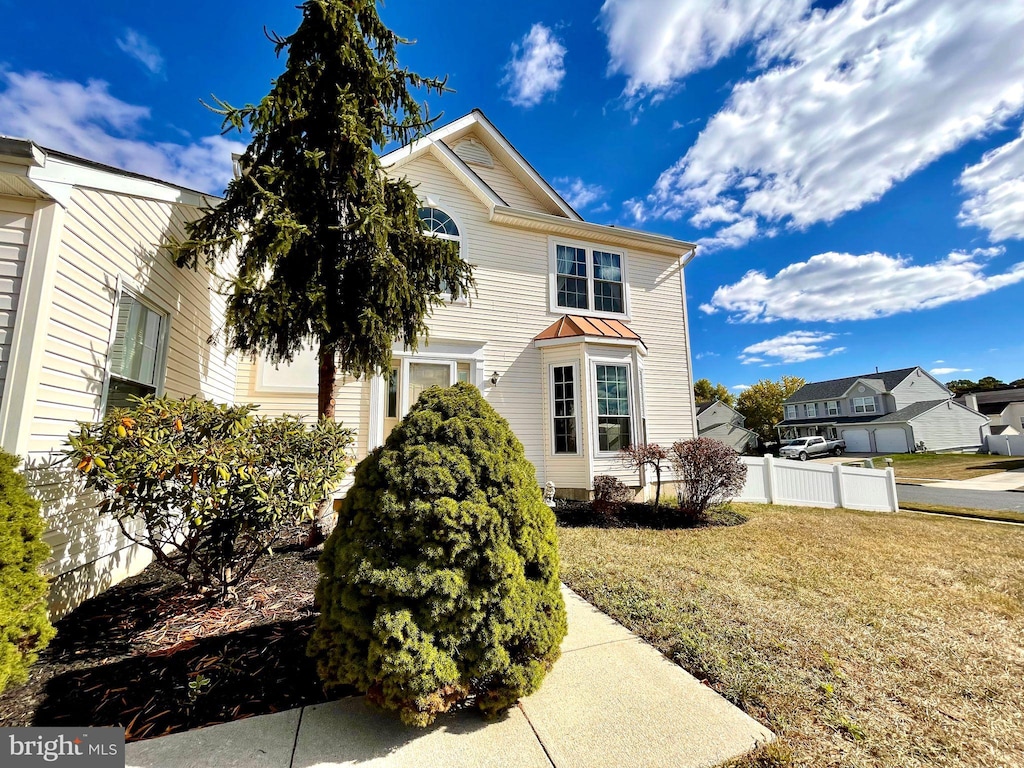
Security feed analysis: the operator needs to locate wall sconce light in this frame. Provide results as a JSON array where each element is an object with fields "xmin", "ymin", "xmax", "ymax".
[{"xmin": 490, "ymin": 371, "xmax": 501, "ymax": 386}]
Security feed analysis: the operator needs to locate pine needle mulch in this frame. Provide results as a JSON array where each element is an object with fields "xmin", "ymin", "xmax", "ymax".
[{"xmin": 0, "ymin": 526, "xmax": 352, "ymax": 741}]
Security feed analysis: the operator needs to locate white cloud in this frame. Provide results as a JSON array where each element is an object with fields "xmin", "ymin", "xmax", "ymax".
[
  {"xmin": 933, "ymin": 360, "xmax": 945, "ymax": 364},
  {"xmin": 958, "ymin": 123, "xmax": 1024, "ymax": 242},
  {"xmin": 554, "ymin": 176, "xmax": 607, "ymax": 210},
  {"xmin": 116, "ymin": 29, "xmax": 164, "ymax": 76},
  {"xmin": 740, "ymin": 331, "xmax": 845, "ymax": 365},
  {"xmin": 930, "ymin": 367, "xmax": 972, "ymax": 376},
  {"xmin": 694, "ymin": 351, "xmax": 720, "ymax": 360},
  {"xmin": 600, "ymin": 0, "xmax": 810, "ymax": 100},
  {"xmin": 0, "ymin": 71, "xmax": 245, "ymax": 194},
  {"xmin": 702, "ymin": 247, "xmax": 1024, "ymax": 322},
  {"xmin": 627, "ymin": 0, "xmax": 1024, "ymax": 249},
  {"xmin": 502, "ymin": 24, "xmax": 566, "ymax": 108},
  {"xmin": 731, "ymin": 384, "xmax": 751, "ymax": 391}
]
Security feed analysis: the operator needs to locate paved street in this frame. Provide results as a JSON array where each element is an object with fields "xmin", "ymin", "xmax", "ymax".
[{"xmin": 896, "ymin": 483, "xmax": 1024, "ymax": 513}]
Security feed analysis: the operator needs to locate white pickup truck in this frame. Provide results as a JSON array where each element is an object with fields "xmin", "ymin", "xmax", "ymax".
[{"xmin": 779, "ymin": 436, "xmax": 845, "ymax": 461}]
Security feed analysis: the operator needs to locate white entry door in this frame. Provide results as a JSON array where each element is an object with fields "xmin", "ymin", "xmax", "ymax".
[
  {"xmin": 842, "ymin": 429, "xmax": 871, "ymax": 452},
  {"xmin": 874, "ymin": 427, "xmax": 909, "ymax": 453},
  {"xmin": 382, "ymin": 359, "xmax": 474, "ymax": 438}
]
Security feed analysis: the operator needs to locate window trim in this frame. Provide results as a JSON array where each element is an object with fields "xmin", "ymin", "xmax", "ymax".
[
  {"xmin": 549, "ymin": 362, "xmax": 582, "ymax": 456},
  {"xmin": 418, "ymin": 201, "xmax": 468, "ymax": 305},
  {"xmin": 805, "ymin": 403, "xmax": 817, "ymax": 418},
  {"xmin": 99, "ymin": 278, "xmax": 171, "ymax": 416},
  {"xmin": 785, "ymin": 404, "xmax": 798, "ymax": 420},
  {"xmin": 852, "ymin": 396, "xmax": 877, "ymax": 414},
  {"xmin": 826, "ymin": 400, "xmax": 840, "ymax": 416},
  {"xmin": 548, "ymin": 236, "xmax": 631, "ymax": 320},
  {"xmin": 590, "ymin": 359, "xmax": 635, "ymax": 455}
]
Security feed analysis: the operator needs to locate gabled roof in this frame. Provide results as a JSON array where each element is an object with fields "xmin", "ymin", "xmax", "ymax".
[
  {"xmin": 534, "ymin": 314, "xmax": 643, "ymax": 344},
  {"xmin": 777, "ymin": 399, "xmax": 970, "ymax": 427},
  {"xmin": 956, "ymin": 386, "xmax": 1024, "ymax": 412},
  {"xmin": 695, "ymin": 400, "xmax": 714, "ymax": 416},
  {"xmin": 379, "ymin": 109, "xmax": 581, "ymax": 220},
  {"xmin": 784, "ymin": 367, "xmax": 920, "ymax": 404}
]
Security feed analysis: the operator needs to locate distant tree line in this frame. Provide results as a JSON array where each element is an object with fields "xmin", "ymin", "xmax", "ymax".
[{"xmin": 945, "ymin": 376, "xmax": 1024, "ymax": 396}]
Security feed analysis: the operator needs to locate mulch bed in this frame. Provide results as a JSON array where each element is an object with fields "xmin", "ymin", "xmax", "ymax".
[
  {"xmin": 0, "ymin": 524, "xmax": 352, "ymax": 742},
  {"xmin": 554, "ymin": 499, "xmax": 748, "ymax": 529}
]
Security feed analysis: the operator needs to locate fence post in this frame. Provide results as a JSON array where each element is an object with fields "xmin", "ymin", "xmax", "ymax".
[
  {"xmin": 885, "ymin": 467, "xmax": 898, "ymax": 512},
  {"xmin": 763, "ymin": 454, "xmax": 775, "ymax": 504},
  {"xmin": 833, "ymin": 463, "xmax": 846, "ymax": 509}
]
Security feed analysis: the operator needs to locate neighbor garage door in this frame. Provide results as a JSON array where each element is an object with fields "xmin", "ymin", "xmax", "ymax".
[
  {"xmin": 874, "ymin": 427, "xmax": 909, "ymax": 453},
  {"xmin": 842, "ymin": 429, "xmax": 870, "ymax": 452}
]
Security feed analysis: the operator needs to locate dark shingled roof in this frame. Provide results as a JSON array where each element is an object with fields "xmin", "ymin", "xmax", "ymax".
[
  {"xmin": 784, "ymin": 367, "xmax": 920, "ymax": 404},
  {"xmin": 695, "ymin": 400, "xmax": 714, "ymax": 416},
  {"xmin": 777, "ymin": 399, "xmax": 949, "ymax": 427},
  {"xmin": 954, "ymin": 386, "xmax": 1024, "ymax": 415}
]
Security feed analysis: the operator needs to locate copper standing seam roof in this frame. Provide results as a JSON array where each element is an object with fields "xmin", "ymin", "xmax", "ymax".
[{"xmin": 534, "ymin": 315, "xmax": 646, "ymax": 348}]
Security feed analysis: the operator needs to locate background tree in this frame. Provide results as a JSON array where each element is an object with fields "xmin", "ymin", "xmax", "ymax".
[
  {"xmin": 693, "ymin": 378, "xmax": 735, "ymax": 407},
  {"xmin": 976, "ymin": 376, "xmax": 1006, "ymax": 390},
  {"xmin": 1011, "ymin": 378, "xmax": 1024, "ymax": 388},
  {"xmin": 736, "ymin": 375, "xmax": 806, "ymax": 444},
  {"xmin": 172, "ymin": 0, "xmax": 472, "ymax": 421},
  {"xmin": 945, "ymin": 378, "xmax": 977, "ymax": 396}
]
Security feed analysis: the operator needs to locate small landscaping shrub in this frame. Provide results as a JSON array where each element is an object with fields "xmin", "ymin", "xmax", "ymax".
[
  {"xmin": 308, "ymin": 383, "xmax": 566, "ymax": 727},
  {"xmin": 592, "ymin": 475, "xmax": 632, "ymax": 521},
  {"xmin": 620, "ymin": 443, "xmax": 668, "ymax": 511},
  {"xmin": 66, "ymin": 396, "xmax": 353, "ymax": 600},
  {"xmin": 669, "ymin": 437, "xmax": 747, "ymax": 521},
  {"xmin": 0, "ymin": 449, "xmax": 55, "ymax": 694}
]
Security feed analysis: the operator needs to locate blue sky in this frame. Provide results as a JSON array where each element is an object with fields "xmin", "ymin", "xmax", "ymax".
[{"xmin": 2, "ymin": 0, "xmax": 1023, "ymax": 393}]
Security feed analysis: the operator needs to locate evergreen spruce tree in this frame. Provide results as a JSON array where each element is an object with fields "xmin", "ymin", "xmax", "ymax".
[{"xmin": 172, "ymin": 0, "xmax": 473, "ymax": 420}]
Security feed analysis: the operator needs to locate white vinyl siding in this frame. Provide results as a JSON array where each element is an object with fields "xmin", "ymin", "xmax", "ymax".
[
  {"xmin": 23, "ymin": 186, "xmax": 238, "ymax": 616},
  {"xmin": 0, "ymin": 196, "xmax": 33, "ymax": 410},
  {"xmin": 248, "ymin": 146, "xmax": 696, "ymax": 491},
  {"xmin": 890, "ymin": 368, "xmax": 952, "ymax": 408},
  {"xmin": 908, "ymin": 402, "xmax": 987, "ymax": 452}
]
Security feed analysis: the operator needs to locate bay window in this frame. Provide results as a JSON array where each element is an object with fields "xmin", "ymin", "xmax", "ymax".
[
  {"xmin": 551, "ymin": 364, "xmax": 578, "ymax": 454},
  {"xmin": 595, "ymin": 364, "xmax": 631, "ymax": 451}
]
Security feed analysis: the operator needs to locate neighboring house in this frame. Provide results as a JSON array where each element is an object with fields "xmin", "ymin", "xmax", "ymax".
[
  {"xmin": 696, "ymin": 400, "xmax": 757, "ymax": 453},
  {"xmin": 777, "ymin": 366, "xmax": 986, "ymax": 453},
  {"xmin": 0, "ymin": 136, "xmax": 238, "ymax": 616},
  {"xmin": 1, "ymin": 110, "xmax": 700, "ymax": 615},
  {"xmin": 956, "ymin": 387, "xmax": 1024, "ymax": 435},
  {"xmin": 238, "ymin": 110, "xmax": 699, "ymax": 496}
]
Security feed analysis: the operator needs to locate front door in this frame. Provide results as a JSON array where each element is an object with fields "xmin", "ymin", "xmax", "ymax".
[{"xmin": 382, "ymin": 359, "xmax": 474, "ymax": 437}]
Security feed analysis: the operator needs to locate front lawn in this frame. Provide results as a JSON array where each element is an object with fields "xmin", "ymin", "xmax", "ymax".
[
  {"xmin": 558, "ymin": 504, "xmax": 1024, "ymax": 768},
  {"xmin": 885, "ymin": 452, "xmax": 1024, "ymax": 480}
]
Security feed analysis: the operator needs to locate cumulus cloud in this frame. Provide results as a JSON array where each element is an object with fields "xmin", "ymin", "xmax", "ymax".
[
  {"xmin": 554, "ymin": 177, "xmax": 607, "ymax": 210},
  {"xmin": 702, "ymin": 247, "xmax": 1024, "ymax": 322},
  {"xmin": 116, "ymin": 29, "xmax": 165, "ymax": 76},
  {"xmin": 740, "ymin": 331, "xmax": 845, "ymax": 365},
  {"xmin": 600, "ymin": 0, "xmax": 810, "ymax": 100},
  {"xmin": 958, "ymin": 123, "xmax": 1024, "ymax": 242},
  {"xmin": 502, "ymin": 24, "xmax": 566, "ymax": 108},
  {"xmin": 930, "ymin": 367, "xmax": 972, "ymax": 376},
  {"xmin": 624, "ymin": 0, "xmax": 1024, "ymax": 249},
  {"xmin": 0, "ymin": 70, "xmax": 245, "ymax": 195}
]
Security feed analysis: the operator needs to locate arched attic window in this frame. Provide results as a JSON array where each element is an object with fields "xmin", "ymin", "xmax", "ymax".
[{"xmin": 417, "ymin": 206, "xmax": 463, "ymax": 299}]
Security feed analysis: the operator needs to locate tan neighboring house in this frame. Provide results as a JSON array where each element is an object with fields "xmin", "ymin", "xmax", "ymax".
[
  {"xmin": 0, "ymin": 137, "xmax": 237, "ymax": 617},
  {"xmin": 696, "ymin": 400, "xmax": 757, "ymax": 453},
  {"xmin": 2, "ymin": 111, "xmax": 700, "ymax": 616}
]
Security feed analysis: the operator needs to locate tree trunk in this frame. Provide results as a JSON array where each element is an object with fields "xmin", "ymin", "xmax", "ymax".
[{"xmin": 305, "ymin": 345, "xmax": 339, "ymax": 548}]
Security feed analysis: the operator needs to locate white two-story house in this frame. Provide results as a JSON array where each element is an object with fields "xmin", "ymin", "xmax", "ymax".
[
  {"xmin": 777, "ymin": 367, "xmax": 987, "ymax": 453},
  {"xmin": 0, "ymin": 111, "xmax": 699, "ymax": 614},
  {"xmin": 696, "ymin": 400, "xmax": 757, "ymax": 453}
]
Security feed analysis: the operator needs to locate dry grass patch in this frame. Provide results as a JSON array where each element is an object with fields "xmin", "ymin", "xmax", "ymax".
[
  {"xmin": 558, "ymin": 504, "xmax": 1024, "ymax": 768},
  {"xmin": 887, "ymin": 453, "xmax": 1024, "ymax": 480}
]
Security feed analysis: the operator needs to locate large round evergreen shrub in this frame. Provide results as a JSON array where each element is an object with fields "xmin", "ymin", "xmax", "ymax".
[
  {"xmin": 308, "ymin": 383, "xmax": 566, "ymax": 726},
  {"xmin": 0, "ymin": 449, "xmax": 55, "ymax": 694}
]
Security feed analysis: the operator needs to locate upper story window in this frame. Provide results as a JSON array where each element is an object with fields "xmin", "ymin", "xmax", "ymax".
[
  {"xmin": 826, "ymin": 401, "xmax": 840, "ymax": 416},
  {"xmin": 105, "ymin": 291, "xmax": 169, "ymax": 413},
  {"xmin": 552, "ymin": 240, "xmax": 627, "ymax": 316},
  {"xmin": 418, "ymin": 207, "xmax": 463, "ymax": 299},
  {"xmin": 805, "ymin": 403, "xmax": 817, "ymax": 418},
  {"xmin": 852, "ymin": 396, "xmax": 876, "ymax": 414},
  {"xmin": 785, "ymin": 405, "xmax": 798, "ymax": 420}
]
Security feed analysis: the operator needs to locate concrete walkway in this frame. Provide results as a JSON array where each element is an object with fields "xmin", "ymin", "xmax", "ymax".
[
  {"xmin": 126, "ymin": 587, "xmax": 772, "ymax": 768},
  {"xmin": 910, "ymin": 468, "xmax": 1024, "ymax": 492}
]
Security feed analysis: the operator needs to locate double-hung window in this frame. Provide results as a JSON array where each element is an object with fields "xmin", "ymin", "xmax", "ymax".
[
  {"xmin": 853, "ymin": 396, "xmax": 876, "ymax": 414},
  {"xmin": 554, "ymin": 242, "xmax": 626, "ymax": 315},
  {"xmin": 805, "ymin": 403, "xmax": 817, "ymax": 418},
  {"xmin": 595, "ymin": 364, "xmax": 631, "ymax": 451},
  {"xmin": 551, "ymin": 365, "xmax": 578, "ymax": 454},
  {"xmin": 785, "ymin": 405, "xmax": 798, "ymax": 420},
  {"xmin": 105, "ymin": 291, "xmax": 168, "ymax": 413},
  {"xmin": 827, "ymin": 401, "xmax": 840, "ymax": 416}
]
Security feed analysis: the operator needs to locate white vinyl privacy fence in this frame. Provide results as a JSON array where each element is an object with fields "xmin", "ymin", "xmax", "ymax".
[{"xmin": 736, "ymin": 455, "xmax": 899, "ymax": 512}]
